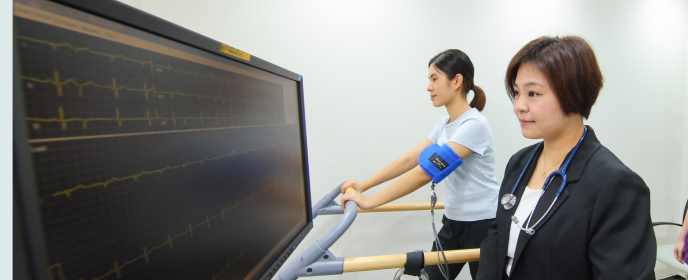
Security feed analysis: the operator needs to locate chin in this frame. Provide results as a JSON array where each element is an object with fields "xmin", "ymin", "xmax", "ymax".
[{"xmin": 520, "ymin": 126, "xmax": 542, "ymax": 140}]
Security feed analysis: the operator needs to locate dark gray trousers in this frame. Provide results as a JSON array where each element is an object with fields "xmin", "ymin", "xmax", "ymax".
[{"xmin": 424, "ymin": 215, "xmax": 494, "ymax": 280}]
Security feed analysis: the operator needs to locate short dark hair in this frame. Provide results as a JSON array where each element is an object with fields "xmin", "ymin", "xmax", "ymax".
[
  {"xmin": 505, "ymin": 36, "xmax": 603, "ymax": 119},
  {"xmin": 429, "ymin": 49, "xmax": 486, "ymax": 112}
]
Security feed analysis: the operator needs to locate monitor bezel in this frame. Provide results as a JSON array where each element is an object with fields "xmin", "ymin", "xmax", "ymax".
[{"xmin": 13, "ymin": 1, "xmax": 314, "ymax": 279}]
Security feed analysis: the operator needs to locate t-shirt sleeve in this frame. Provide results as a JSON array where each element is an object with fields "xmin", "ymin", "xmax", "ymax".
[
  {"xmin": 427, "ymin": 117, "xmax": 447, "ymax": 144},
  {"xmin": 448, "ymin": 118, "xmax": 489, "ymax": 156}
]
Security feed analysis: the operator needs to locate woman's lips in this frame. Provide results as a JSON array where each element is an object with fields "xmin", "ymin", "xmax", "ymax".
[
  {"xmin": 431, "ymin": 95, "xmax": 436, "ymax": 100},
  {"xmin": 519, "ymin": 119, "xmax": 534, "ymax": 126}
]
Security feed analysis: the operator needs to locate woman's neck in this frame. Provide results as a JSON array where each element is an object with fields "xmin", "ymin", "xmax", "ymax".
[
  {"xmin": 445, "ymin": 95, "xmax": 472, "ymax": 123},
  {"xmin": 541, "ymin": 122, "xmax": 585, "ymax": 165}
]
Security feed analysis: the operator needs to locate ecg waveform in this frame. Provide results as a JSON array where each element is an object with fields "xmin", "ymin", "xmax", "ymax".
[
  {"xmin": 22, "ymin": 72, "xmax": 237, "ymax": 100},
  {"xmin": 51, "ymin": 146, "xmax": 271, "ymax": 198},
  {"xmin": 21, "ymin": 68, "xmax": 283, "ymax": 137},
  {"xmin": 26, "ymin": 106, "xmax": 259, "ymax": 130},
  {"xmin": 18, "ymin": 36, "xmax": 237, "ymax": 85},
  {"xmin": 20, "ymin": 33, "xmax": 285, "ymax": 139},
  {"xmin": 21, "ymin": 70, "xmax": 280, "ymax": 132},
  {"xmin": 47, "ymin": 183, "xmax": 279, "ymax": 280}
]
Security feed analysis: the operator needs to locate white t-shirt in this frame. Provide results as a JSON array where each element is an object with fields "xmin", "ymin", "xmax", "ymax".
[
  {"xmin": 427, "ymin": 108, "xmax": 499, "ymax": 221},
  {"xmin": 506, "ymin": 187, "xmax": 543, "ymax": 276}
]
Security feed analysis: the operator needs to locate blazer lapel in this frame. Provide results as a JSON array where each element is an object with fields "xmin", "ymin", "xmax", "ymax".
[
  {"xmin": 496, "ymin": 144, "xmax": 541, "ymax": 278},
  {"xmin": 510, "ymin": 181, "xmax": 570, "ymax": 270}
]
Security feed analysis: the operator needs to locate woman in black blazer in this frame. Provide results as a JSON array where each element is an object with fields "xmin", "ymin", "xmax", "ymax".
[{"xmin": 476, "ymin": 36, "xmax": 656, "ymax": 280}]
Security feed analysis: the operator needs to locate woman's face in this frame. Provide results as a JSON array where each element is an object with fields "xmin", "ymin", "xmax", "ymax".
[
  {"xmin": 427, "ymin": 65, "xmax": 461, "ymax": 108},
  {"xmin": 513, "ymin": 62, "xmax": 572, "ymax": 140}
]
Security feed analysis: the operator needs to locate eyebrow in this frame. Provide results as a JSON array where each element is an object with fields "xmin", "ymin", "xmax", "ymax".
[
  {"xmin": 514, "ymin": 82, "xmax": 543, "ymax": 88},
  {"xmin": 429, "ymin": 74, "xmax": 437, "ymax": 79}
]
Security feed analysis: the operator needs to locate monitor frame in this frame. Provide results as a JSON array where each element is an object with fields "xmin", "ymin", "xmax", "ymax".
[{"xmin": 12, "ymin": 1, "xmax": 314, "ymax": 279}]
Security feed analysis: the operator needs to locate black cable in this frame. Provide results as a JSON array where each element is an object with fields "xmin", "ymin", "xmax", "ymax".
[{"xmin": 430, "ymin": 181, "xmax": 449, "ymax": 280}]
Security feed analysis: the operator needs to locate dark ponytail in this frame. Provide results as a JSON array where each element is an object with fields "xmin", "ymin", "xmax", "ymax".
[
  {"xmin": 428, "ymin": 49, "xmax": 487, "ymax": 112},
  {"xmin": 470, "ymin": 85, "xmax": 486, "ymax": 112}
]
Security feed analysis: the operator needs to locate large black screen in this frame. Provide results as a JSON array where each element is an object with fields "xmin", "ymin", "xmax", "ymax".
[{"xmin": 13, "ymin": 1, "xmax": 309, "ymax": 279}]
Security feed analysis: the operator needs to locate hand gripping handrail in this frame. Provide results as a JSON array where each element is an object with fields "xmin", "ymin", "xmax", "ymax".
[
  {"xmin": 311, "ymin": 183, "xmax": 445, "ymax": 218},
  {"xmin": 277, "ymin": 187, "xmax": 358, "ymax": 280},
  {"xmin": 277, "ymin": 183, "xmax": 479, "ymax": 279}
]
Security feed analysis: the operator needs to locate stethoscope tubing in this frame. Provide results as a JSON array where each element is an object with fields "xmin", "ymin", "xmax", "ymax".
[{"xmin": 503, "ymin": 126, "xmax": 588, "ymax": 234}]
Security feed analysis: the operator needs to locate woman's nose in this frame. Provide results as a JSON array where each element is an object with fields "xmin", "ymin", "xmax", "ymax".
[{"xmin": 514, "ymin": 96, "xmax": 527, "ymax": 113}]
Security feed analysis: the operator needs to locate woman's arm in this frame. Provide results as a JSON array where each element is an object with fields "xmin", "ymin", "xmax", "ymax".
[
  {"xmin": 588, "ymin": 170, "xmax": 656, "ymax": 279},
  {"xmin": 341, "ymin": 138, "xmax": 434, "ymax": 193},
  {"xmin": 674, "ymin": 209, "xmax": 688, "ymax": 264},
  {"xmin": 341, "ymin": 142, "xmax": 474, "ymax": 209},
  {"xmin": 341, "ymin": 166, "xmax": 430, "ymax": 210}
]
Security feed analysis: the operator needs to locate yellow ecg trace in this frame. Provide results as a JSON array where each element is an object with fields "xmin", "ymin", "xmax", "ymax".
[
  {"xmin": 51, "ymin": 145, "xmax": 270, "ymax": 198},
  {"xmin": 26, "ymin": 107, "xmax": 234, "ymax": 129},
  {"xmin": 21, "ymin": 71, "xmax": 237, "ymax": 101},
  {"xmin": 47, "ymin": 184, "xmax": 278, "ymax": 280},
  {"xmin": 17, "ymin": 36, "xmax": 239, "ymax": 85}
]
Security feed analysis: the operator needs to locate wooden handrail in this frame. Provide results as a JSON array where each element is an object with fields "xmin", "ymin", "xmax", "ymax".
[
  {"xmin": 358, "ymin": 202, "xmax": 444, "ymax": 213},
  {"xmin": 342, "ymin": 187, "xmax": 444, "ymax": 213},
  {"xmin": 343, "ymin": 248, "xmax": 479, "ymax": 272}
]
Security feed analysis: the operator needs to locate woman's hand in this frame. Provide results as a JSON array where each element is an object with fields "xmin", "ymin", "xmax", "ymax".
[
  {"xmin": 675, "ymin": 239, "xmax": 686, "ymax": 264},
  {"xmin": 341, "ymin": 179, "xmax": 365, "ymax": 194},
  {"xmin": 340, "ymin": 188, "xmax": 373, "ymax": 210}
]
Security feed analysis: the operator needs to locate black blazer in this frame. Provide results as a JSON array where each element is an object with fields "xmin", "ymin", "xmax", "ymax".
[{"xmin": 476, "ymin": 126, "xmax": 656, "ymax": 280}]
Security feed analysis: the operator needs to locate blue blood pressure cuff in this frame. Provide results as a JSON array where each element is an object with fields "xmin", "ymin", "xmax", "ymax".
[{"xmin": 419, "ymin": 143, "xmax": 463, "ymax": 183}]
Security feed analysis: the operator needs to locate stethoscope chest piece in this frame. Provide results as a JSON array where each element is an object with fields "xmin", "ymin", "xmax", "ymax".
[{"xmin": 501, "ymin": 193, "xmax": 517, "ymax": 210}]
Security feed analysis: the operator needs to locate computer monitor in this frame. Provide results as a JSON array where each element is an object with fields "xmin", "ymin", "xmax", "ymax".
[{"xmin": 12, "ymin": 1, "xmax": 313, "ymax": 279}]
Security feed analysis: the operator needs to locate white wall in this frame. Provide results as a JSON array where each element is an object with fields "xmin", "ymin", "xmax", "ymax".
[
  {"xmin": 683, "ymin": 6, "xmax": 688, "ymax": 229},
  {"xmin": 117, "ymin": 1, "xmax": 688, "ymax": 279},
  {"xmin": 684, "ymin": 11, "xmax": 688, "ymax": 227}
]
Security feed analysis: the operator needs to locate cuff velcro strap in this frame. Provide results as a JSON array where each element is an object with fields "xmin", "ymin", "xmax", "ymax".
[
  {"xmin": 419, "ymin": 143, "xmax": 464, "ymax": 183},
  {"xmin": 404, "ymin": 250, "xmax": 425, "ymax": 276}
]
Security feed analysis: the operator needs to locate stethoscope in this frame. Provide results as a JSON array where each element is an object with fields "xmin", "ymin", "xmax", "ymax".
[{"xmin": 500, "ymin": 126, "xmax": 588, "ymax": 235}]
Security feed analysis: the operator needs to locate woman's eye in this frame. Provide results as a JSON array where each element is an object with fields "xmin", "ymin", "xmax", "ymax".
[
  {"xmin": 528, "ymin": 91, "xmax": 540, "ymax": 97},
  {"xmin": 513, "ymin": 91, "xmax": 520, "ymax": 96}
]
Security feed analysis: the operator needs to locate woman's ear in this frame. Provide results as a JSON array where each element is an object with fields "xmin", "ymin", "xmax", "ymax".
[{"xmin": 452, "ymin": 74, "xmax": 464, "ymax": 91}]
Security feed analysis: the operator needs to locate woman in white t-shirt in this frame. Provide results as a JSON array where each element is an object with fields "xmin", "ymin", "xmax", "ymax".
[{"xmin": 340, "ymin": 49, "xmax": 499, "ymax": 280}]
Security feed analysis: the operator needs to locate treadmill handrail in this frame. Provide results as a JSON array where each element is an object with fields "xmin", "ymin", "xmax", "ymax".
[
  {"xmin": 311, "ymin": 183, "xmax": 345, "ymax": 218},
  {"xmin": 343, "ymin": 248, "xmax": 480, "ymax": 272},
  {"xmin": 276, "ymin": 183, "xmax": 461, "ymax": 279},
  {"xmin": 312, "ymin": 183, "xmax": 445, "ymax": 217},
  {"xmin": 277, "ymin": 199, "xmax": 358, "ymax": 280}
]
